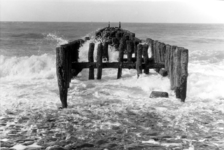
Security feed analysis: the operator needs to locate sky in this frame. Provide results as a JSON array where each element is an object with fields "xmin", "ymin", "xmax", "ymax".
[{"xmin": 0, "ymin": 0, "xmax": 224, "ymax": 23}]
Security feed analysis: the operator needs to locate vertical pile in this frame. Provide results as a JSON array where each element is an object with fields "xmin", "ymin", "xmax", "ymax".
[
  {"xmin": 147, "ymin": 38, "xmax": 189, "ymax": 102},
  {"xmin": 56, "ymin": 39, "xmax": 83, "ymax": 108}
]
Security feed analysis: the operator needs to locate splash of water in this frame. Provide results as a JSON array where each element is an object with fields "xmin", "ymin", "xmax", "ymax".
[
  {"xmin": 45, "ymin": 33, "xmax": 68, "ymax": 46},
  {"xmin": 0, "ymin": 54, "xmax": 56, "ymax": 80}
]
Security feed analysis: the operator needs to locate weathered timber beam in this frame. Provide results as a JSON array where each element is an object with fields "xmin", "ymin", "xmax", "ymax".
[
  {"xmin": 175, "ymin": 48, "xmax": 188, "ymax": 102},
  {"xmin": 56, "ymin": 46, "xmax": 69, "ymax": 108},
  {"xmin": 143, "ymin": 44, "xmax": 149, "ymax": 74},
  {"xmin": 126, "ymin": 40, "xmax": 134, "ymax": 63},
  {"xmin": 88, "ymin": 43, "xmax": 95, "ymax": 80},
  {"xmin": 146, "ymin": 38, "xmax": 154, "ymax": 59},
  {"xmin": 97, "ymin": 43, "xmax": 103, "ymax": 79},
  {"xmin": 117, "ymin": 39, "xmax": 125, "ymax": 79},
  {"xmin": 136, "ymin": 44, "xmax": 143, "ymax": 77},
  {"xmin": 103, "ymin": 42, "xmax": 109, "ymax": 61},
  {"xmin": 72, "ymin": 62, "xmax": 164, "ymax": 69}
]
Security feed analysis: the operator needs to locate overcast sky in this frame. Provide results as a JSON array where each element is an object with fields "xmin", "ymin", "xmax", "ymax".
[{"xmin": 1, "ymin": 0, "xmax": 224, "ymax": 23}]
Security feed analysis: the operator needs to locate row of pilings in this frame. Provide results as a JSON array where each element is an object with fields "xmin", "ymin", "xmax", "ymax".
[{"xmin": 56, "ymin": 37, "xmax": 188, "ymax": 108}]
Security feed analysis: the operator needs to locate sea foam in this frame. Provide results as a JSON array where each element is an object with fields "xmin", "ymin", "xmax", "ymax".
[
  {"xmin": 1, "ymin": 39, "xmax": 224, "ymax": 101},
  {"xmin": 78, "ymin": 40, "xmax": 119, "ymax": 62},
  {"xmin": 46, "ymin": 33, "xmax": 68, "ymax": 46},
  {"xmin": 0, "ymin": 54, "xmax": 56, "ymax": 80},
  {"xmin": 188, "ymin": 61, "xmax": 224, "ymax": 100},
  {"xmin": 1, "ymin": 30, "xmax": 224, "ymax": 116}
]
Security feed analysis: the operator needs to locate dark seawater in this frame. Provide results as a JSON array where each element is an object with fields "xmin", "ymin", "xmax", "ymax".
[
  {"xmin": 1, "ymin": 22, "xmax": 224, "ymax": 62},
  {"xmin": 0, "ymin": 22, "xmax": 224, "ymax": 110}
]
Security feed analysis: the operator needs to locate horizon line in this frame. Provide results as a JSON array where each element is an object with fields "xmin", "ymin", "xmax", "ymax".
[{"xmin": 1, "ymin": 21, "xmax": 224, "ymax": 25}]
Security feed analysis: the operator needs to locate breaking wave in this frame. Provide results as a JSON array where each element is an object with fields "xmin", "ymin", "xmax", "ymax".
[
  {"xmin": 10, "ymin": 32, "xmax": 69, "ymax": 46},
  {"xmin": 1, "ymin": 33, "xmax": 224, "ymax": 101},
  {"xmin": 1, "ymin": 37, "xmax": 224, "ymax": 100},
  {"xmin": 45, "ymin": 33, "xmax": 68, "ymax": 46},
  {"xmin": 188, "ymin": 60, "xmax": 224, "ymax": 100},
  {"xmin": 0, "ymin": 54, "xmax": 56, "ymax": 79}
]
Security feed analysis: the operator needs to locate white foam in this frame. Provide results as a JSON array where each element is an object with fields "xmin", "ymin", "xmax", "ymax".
[
  {"xmin": 71, "ymin": 41, "xmax": 224, "ymax": 101},
  {"xmin": 78, "ymin": 40, "xmax": 119, "ymax": 62},
  {"xmin": 0, "ymin": 54, "xmax": 56, "ymax": 80},
  {"xmin": 1, "ymin": 39, "xmax": 224, "ymax": 117},
  {"xmin": 188, "ymin": 61, "xmax": 224, "ymax": 99},
  {"xmin": 45, "ymin": 33, "xmax": 68, "ymax": 46}
]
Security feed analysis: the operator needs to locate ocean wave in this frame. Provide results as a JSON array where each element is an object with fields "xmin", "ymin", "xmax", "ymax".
[
  {"xmin": 45, "ymin": 33, "xmax": 68, "ymax": 46},
  {"xmin": 0, "ymin": 54, "xmax": 56, "ymax": 79},
  {"xmin": 190, "ymin": 50, "xmax": 224, "ymax": 63},
  {"xmin": 188, "ymin": 61, "xmax": 224, "ymax": 99},
  {"xmin": 10, "ymin": 32, "xmax": 68, "ymax": 46},
  {"xmin": 0, "ymin": 33, "xmax": 69, "ymax": 56},
  {"xmin": 1, "ymin": 41, "xmax": 224, "ymax": 101}
]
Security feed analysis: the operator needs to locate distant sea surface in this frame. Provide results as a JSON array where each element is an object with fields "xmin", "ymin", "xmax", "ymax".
[
  {"xmin": 1, "ymin": 22, "xmax": 224, "ymax": 110},
  {"xmin": 1, "ymin": 22, "xmax": 224, "ymax": 60}
]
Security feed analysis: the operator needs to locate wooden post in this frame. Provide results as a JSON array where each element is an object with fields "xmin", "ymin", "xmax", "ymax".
[
  {"xmin": 117, "ymin": 39, "xmax": 125, "ymax": 79},
  {"xmin": 70, "ymin": 39, "xmax": 83, "ymax": 77},
  {"xmin": 175, "ymin": 47, "xmax": 182, "ymax": 96},
  {"xmin": 176, "ymin": 48, "xmax": 188, "ymax": 102},
  {"xmin": 97, "ymin": 43, "xmax": 103, "ymax": 79},
  {"xmin": 67, "ymin": 45, "xmax": 72, "ymax": 87},
  {"xmin": 143, "ymin": 44, "xmax": 149, "ymax": 74},
  {"xmin": 157, "ymin": 42, "xmax": 161, "ymax": 63},
  {"xmin": 165, "ymin": 44, "xmax": 171, "ymax": 76},
  {"xmin": 146, "ymin": 38, "xmax": 154, "ymax": 59},
  {"xmin": 158, "ymin": 42, "xmax": 162, "ymax": 64},
  {"xmin": 159, "ymin": 43, "xmax": 166, "ymax": 64},
  {"xmin": 153, "ymin": 41, "xmax": 158, "ymax": 63},
  {"xmin": 151, "ymin": 39, "xmax": 154, "ymax": 60},
  {"xmin": 157, "ymin": 41, "xmax": 162, "ymax": 64},
  {"xmin": 56, "ymin": 46, "xmax": 69, "ymax": 108},
  {"xmin": 174, "ymin": 48, "xmax": 181, "ymax": 94},
  {"xmin": 170, "ymin": 46, "xmax": 176, "ymax": 90},
  {"xmin": 136, "ymin": 44, "xmax": 143, "ymax": 77},
  {"xmin": 152, "ymin": 41, "xmax": 156, "ymax": 63},
  {"xmin": 134, "ymin": 40, "xmax": 139, "ymax": 60},
  {"xmin": 154, "ymin": 41, "xmax": 161, "ymax": 72},
  {"xmin": 103, "ymin": 42, "xmax": 109, "ymax": 61},
  {"xmin": 70, "ymin": 40, "xmax": 81, "ymax": 63},
  {"xmin": 88, "ymin": 43, "xmax": 95, "ymax": 80},
  {"xmin": 126, "ymin": 40, "xmax": 134, "ymax": 63}
]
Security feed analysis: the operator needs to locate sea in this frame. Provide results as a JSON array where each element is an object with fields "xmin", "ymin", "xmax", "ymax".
[
  {"xmin": 1, "ymin": 22, "xmax": 224, "ymax": 113},
  {"xmin": 1, "ymin": 22, "xmax": 224, "ymax": 149}
]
